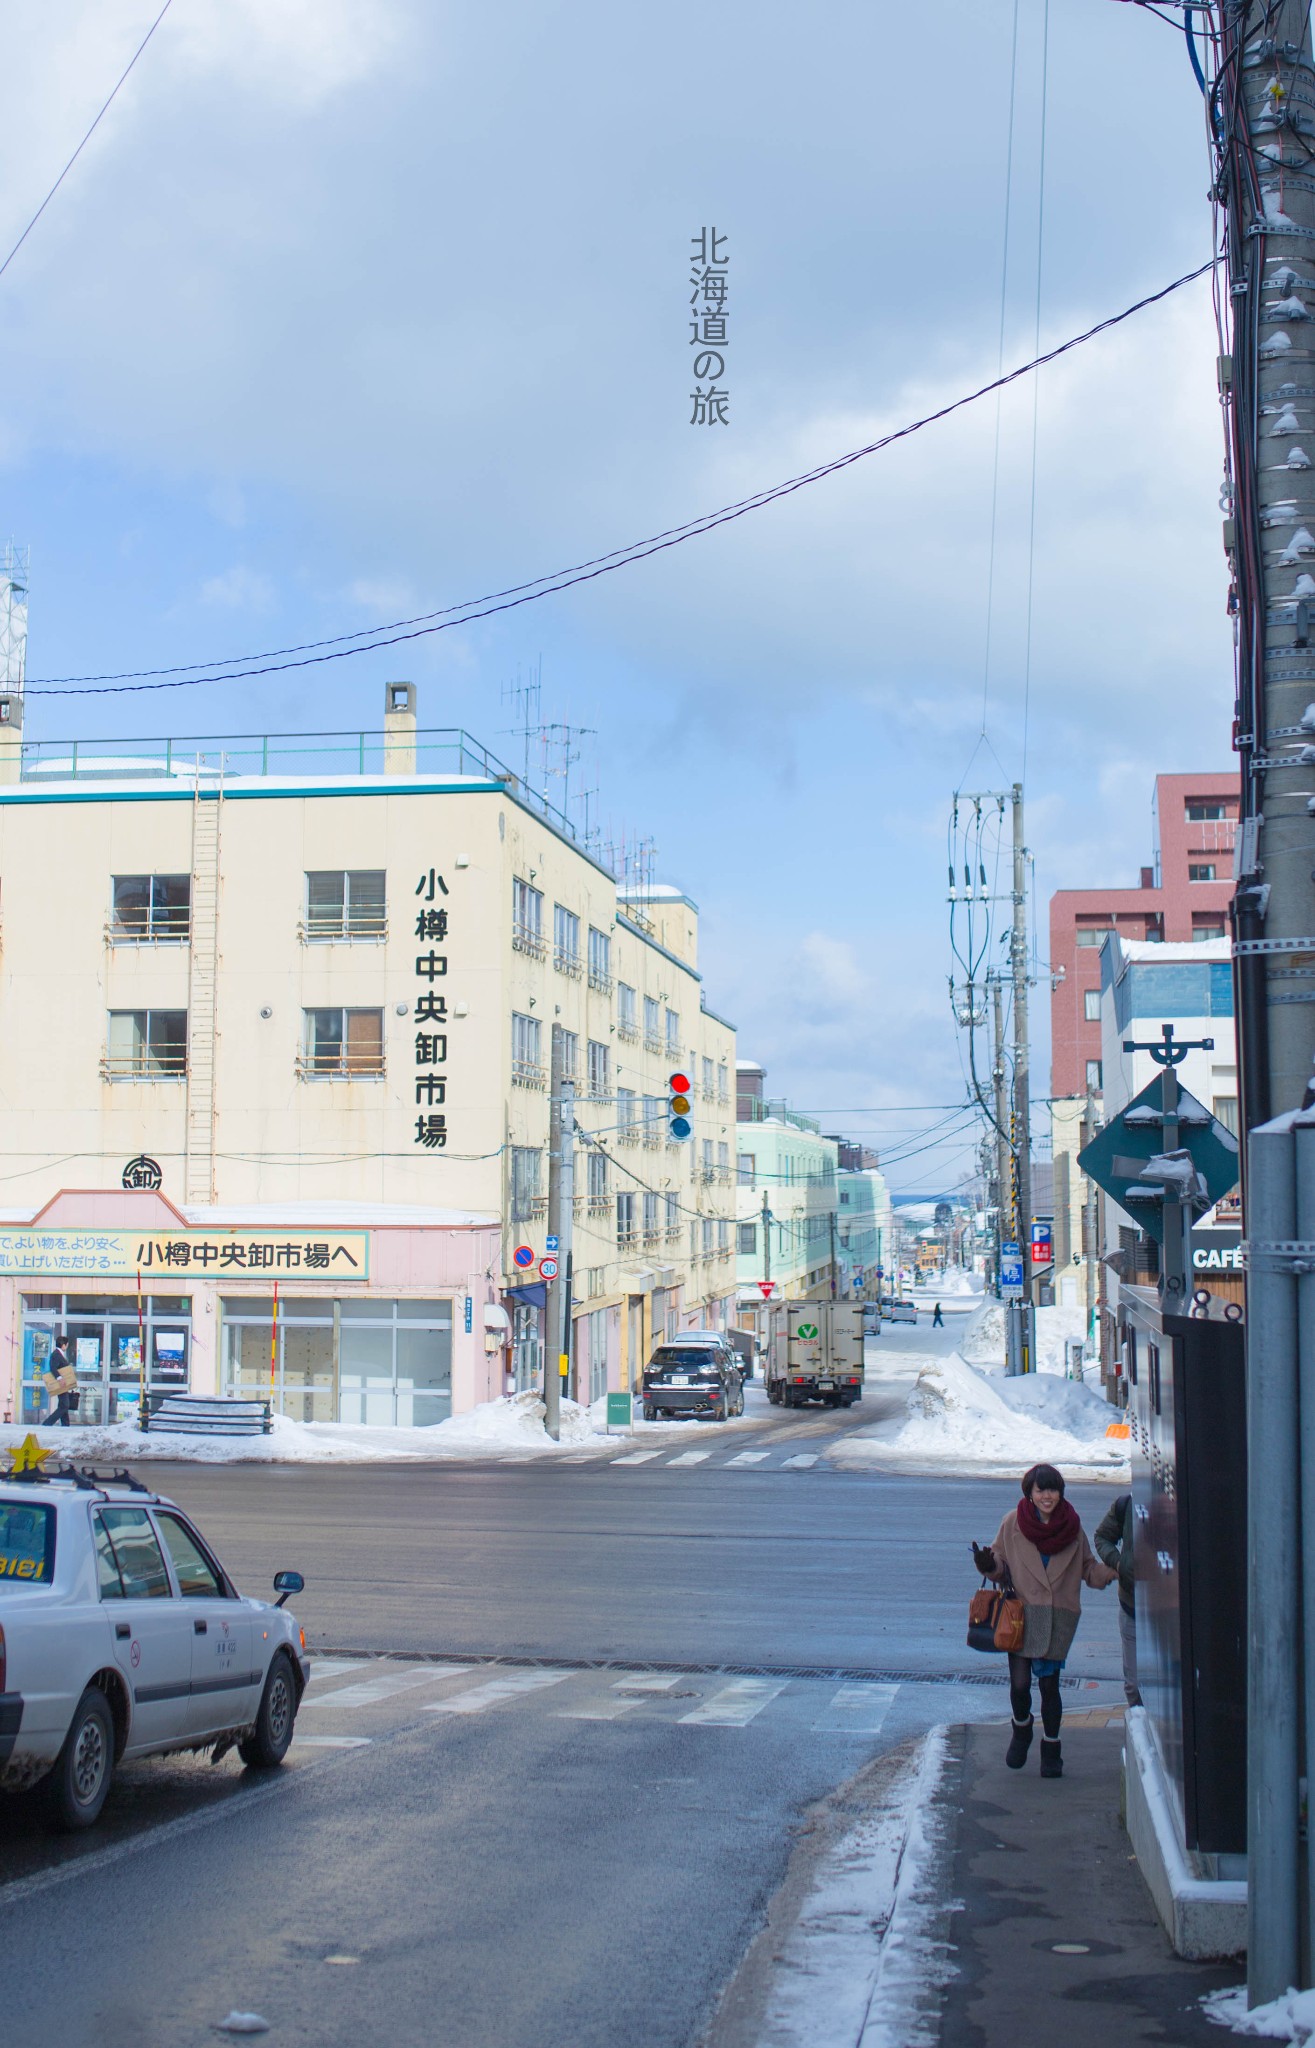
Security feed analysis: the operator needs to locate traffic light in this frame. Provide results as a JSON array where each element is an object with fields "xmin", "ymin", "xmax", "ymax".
[{"xmin": 668, "ymin": 1071, "xmax": 692, "ymax": 1140}]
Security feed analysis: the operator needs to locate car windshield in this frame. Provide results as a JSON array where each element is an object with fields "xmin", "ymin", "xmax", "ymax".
[
  {"xmin": 651, "ymin": 1349, "xmax": 720, "ymax": 1370},
  {"xmin": 0, "ymin": 1499, "xmax": 56, "ymax": 1587}
]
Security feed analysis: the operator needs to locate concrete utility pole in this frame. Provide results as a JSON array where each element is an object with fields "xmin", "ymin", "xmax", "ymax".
[
  {"xmin": 544, "ymin": 1036, "xmax": 575, "ymax": 1441},
  {"xmin": 991, "ymin": 971, "xmax": 1011, "ymax": 1292},
  {"xmin": 1080, "ymin": 1084, "xmax": 1100, "ymax": 1354},
  {"xmin": 1009, "ymin": 784, "xmax": 1034, "ymax": 1373}
]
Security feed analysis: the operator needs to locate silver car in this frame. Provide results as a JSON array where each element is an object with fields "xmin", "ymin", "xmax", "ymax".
[{"xmin": 0, "ymin": 1461, "xmax": 309, "ymax": 1829}]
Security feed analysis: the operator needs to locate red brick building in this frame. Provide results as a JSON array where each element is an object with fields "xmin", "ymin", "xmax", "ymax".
[{"xmin": 1049, "ymin": 772, "xmax": 1238, "ymax": 1099}]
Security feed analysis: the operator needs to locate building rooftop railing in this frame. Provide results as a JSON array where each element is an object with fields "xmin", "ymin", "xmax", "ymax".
[
  {"xmin": 736, "ymin": 1097, "xmax": 822, "ymax": 1134},
  {"xmin": 19, "ymin": 726, "xmax": 587, "ymax": 853}
]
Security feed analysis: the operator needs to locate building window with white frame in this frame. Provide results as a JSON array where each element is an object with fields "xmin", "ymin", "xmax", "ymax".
[
  {"xmin": 587, "ymin": 1039, "xmax": 611, "ymax": 1099},
  {"xmin": 717, "ymin": 1061, "xmax": 729, "ymax": 1104},
  {"xmin": 643, "ymin": 996, "xmax": 662, "ymax": 1051},
  {"xmin": 737, "ymin": 1151, "xmax": 754, "ymax": 1187},
  {"xmin": 702, "ymin": 1056, "xmax": 715, "ymax": 1098},
  {"xmin": 643, "ymin": 1192, "xmax": 660, "ymax": 1242},
  {"xmin": 1085, "ymin": 1058, "xmax": 1103, "ymax": 1091},
  {"xmin": 105, "ymin": 1010, "xmax": 187, "ymax": 1079},
  {"xmin": 111, "ymin": 875, "xmax": 191, "ymax": 944},
  {"xmin": 701, "ymin": 1217, "xmax": 714, "ymax": 1256},
  {"xmin": 665, "ymin": 1007, "xmax": 681, "ymax": 1054},
  {"xmin": 617, "ymin": 1086, "xmax": 637, "ymax": 1140},
  {"xmin": 300, "ymin": 1008, "xmax": 385, "ymax": 1077},
  {"xmin": 511, "ymin": 1146, "xmax": 543, "ymax": 1221},
  {"xmin": 512, "ymin": 1011, "xmax": 544, "ymax": 1087},
  {"xmin": 551, "ymin": 1025, "xmax": 578, "ymax": 1084},
  {"xmin": 587, "ymin": 1149, "xmax": 609, "ymax": 1208},
  {"xmin": 553, "ymin": 903, "xmax": 581, "ymax": 975},
  {"xmin": 616, "ymin": 1192, "xmax": 637, "ymax": 1249},
  {"xmin": 304, "ymin": 870, "xmax": 386, "ymax": 941},
  {"xmin": 617, "ymin": 982, "xmax": 638, "ymax": 1040},
  {"xmin": 588, "ymin": 926, "xmax": 612, "ymax": 993},
  {"xmin": 665, "ymin": 1192, "xmax": 679, "ymax": 1238},
  {"xmin": 513, "ymin": 878, "xmax": 545, "ymax": 957},
  {"xmin": 738, "ymin": 1221, "xmax": 757, "ymax": 1256},
  {"xmin": 643, "ymin": 1094, "xmax": 662, "ymax": 1146},
  {"xmin": 1083, "ymin": 990, "xmax": 1101, "ymax": 1023}
]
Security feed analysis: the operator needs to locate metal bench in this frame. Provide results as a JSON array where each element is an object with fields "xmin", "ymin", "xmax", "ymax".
[{"xmin": 148, "ymin": 1396, "xmax": 273, "ymax": 1436}]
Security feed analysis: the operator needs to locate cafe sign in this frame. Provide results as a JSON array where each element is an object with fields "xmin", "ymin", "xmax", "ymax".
[{"xmin": 0, "ymin": 1230, "xmax": 371, "ymax": 1280}]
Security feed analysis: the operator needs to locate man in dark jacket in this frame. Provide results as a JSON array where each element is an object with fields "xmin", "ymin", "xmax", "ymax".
[{"xmin": 1095, "ymin": 1492, "xmax": 1140, "ymax": 1708}]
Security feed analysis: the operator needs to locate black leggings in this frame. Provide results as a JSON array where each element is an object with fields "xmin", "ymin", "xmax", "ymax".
[{"xmin": 1009, "ymin": 1654, "xmax": 1062, "ymax": 1738}]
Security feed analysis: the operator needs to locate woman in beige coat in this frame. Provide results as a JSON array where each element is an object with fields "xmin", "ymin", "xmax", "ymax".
[{"xmin": 973, "ymin": 1463, "xmax": 1116, "ymax": 1779}]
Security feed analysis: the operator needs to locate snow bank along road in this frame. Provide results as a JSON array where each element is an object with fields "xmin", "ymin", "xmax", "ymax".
[{"xmin": 0, "ymin": 1332, "xmax": 1128, "ymax": 2047}]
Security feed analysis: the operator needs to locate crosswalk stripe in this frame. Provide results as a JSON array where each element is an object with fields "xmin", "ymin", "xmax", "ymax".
[
  {"xmin": 666, "ymin": 1449, "xmax": 712, "ymax": 1466},
  {"xmin": 306, "ymin": 1658, "xmax": 368, "ymax": 1680},
  {"xmin": 556, "ymin": 1675, "xmax": 681, "ymax": 1722},
  {"xmin": 679, "ymin": 1678, "xmax": 788, "ymax": 1727},
  {"xmin": 423, "ymin": 1669, "xmax": 579, "ymax": 1716},
  {"xmin": 811, "ymin": 1683, "xmax": 898, "ymax": 1735},
  {"xmin": 611, "ymin": 1449, "xmax": 662, "ymax": 1465},
  {"xmin": 781, "ymin": 1454, "xmax": 819, "ymax": 1469},
  {"xmin": 303, "ymin": 1665, "xmax": 474, "ymax": 1710},
  {"xmin": 724, "ymin": 1450, "xmax": 769, "ymax": 1466}
]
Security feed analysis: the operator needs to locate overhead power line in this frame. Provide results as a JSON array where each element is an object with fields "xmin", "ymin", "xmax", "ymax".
[
  {"xmin": 0, "ymin": 0, "xmax": 176, "ymax": 286},
  {"xmin": 27, "ymin": 258, "xmax": 1218, "ymax": 698}
]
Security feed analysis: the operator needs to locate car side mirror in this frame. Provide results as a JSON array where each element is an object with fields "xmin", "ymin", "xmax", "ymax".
[{"xmin": 273, "ymin": 1569, "xmax": 305, "ymax": 1607}]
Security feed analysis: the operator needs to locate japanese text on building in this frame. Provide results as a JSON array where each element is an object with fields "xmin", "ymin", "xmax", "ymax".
[{"xmin": 414, "ymin": 866, "xmax": 450, "ymax": 1148}]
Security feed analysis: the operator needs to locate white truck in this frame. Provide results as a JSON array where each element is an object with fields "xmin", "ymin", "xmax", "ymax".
[{"xmin": 764, "ymin": 1302, "xmax": 864, "ymax": 1409}]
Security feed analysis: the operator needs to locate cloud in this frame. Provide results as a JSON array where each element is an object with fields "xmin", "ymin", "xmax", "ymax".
[{"xmin": 200, "ymin": 566, "xmax": 274, "ymax": 611}]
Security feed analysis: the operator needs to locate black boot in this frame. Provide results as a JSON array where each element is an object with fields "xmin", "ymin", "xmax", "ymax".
[
  {"xmin": 1039, "ymin": 1737, "xmax": 1063, "ymax": 1779},
  {"xmin": 1005, "ymin": 1715, "xmax": 1034, "ymax": 1769}
]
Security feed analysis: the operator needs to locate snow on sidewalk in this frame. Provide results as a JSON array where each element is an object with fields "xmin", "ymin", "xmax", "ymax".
[{"xmin": 1204, "ymin": 1988, "xmax": 1315, "ymax": 2041}]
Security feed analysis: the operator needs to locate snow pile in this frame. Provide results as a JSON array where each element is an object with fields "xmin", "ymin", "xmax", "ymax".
[
  {"xmin": 961, "ymin": 1300, "xmax": 1005, "ymax": 1366},
  {"xmin": 958, "ymin": 1299, "xmax": 1091, "ymax": 1376},
  {"xmin": 1204, "ymin": 1987, "xmax": 1315, "ymax": 2041},
  {"xmin": 829, "ymin": 1346, "xmax": 1129, "ymax": 1480}
]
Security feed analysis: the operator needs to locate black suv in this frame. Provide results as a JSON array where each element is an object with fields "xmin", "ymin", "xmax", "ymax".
[{"xmin": 642, "ymin": 1343, "xmax": 745, "ymax": 1422}]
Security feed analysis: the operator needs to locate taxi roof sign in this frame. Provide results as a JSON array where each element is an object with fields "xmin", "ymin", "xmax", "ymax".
[{"xmin": 6, "ymin": 1433, "xmax": 53, "ymax": 1478}]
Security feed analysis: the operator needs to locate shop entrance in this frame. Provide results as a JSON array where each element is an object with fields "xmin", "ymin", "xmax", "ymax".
[
  {"xmin": 19, "ymin": 1294, "xmax": 192, "ymax": 1425},
  {"xmin": 221, "ymin": 1297, "xmax": 452, "ymax": 1426}
]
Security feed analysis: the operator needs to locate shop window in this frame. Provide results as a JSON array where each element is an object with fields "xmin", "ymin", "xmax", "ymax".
[
  {"xmin": 305, "ymin": 870, "xmax": 386, "ymax": 941},
  {"xmin": 111, "ymin": 874, "xmax": 190, "ymax": 943},
  {"xmin": 105, "ymin": 1010, "xmax": 187, "ymax": 1079},
  {"xmin": 300, "ymin": 1008, "xmax": 384, "ymax": 1077},
  {"xmin": 222, "ymin": 1297, "xmax": 452, "ymax": 1427}
]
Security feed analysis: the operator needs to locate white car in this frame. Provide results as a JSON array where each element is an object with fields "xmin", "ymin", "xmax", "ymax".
[{"xmin": 0, "ymin": 1461, "xmax": 310, "ymax": 1829}]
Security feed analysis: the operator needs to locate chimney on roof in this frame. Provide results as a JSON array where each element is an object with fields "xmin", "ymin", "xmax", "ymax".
[{"xmin": 384, "ymin": 681, "xmax": 417, "ymax": 775}]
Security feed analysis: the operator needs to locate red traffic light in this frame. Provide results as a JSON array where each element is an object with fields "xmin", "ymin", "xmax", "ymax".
[{"xmin": 668, "ymin": 1072, "xmax": 691, "ymax": 1094}]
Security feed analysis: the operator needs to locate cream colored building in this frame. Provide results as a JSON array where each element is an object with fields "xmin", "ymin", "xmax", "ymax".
[{"xmin": 0, "ymin": 688, "xmax": 736, "ymax": 1425}]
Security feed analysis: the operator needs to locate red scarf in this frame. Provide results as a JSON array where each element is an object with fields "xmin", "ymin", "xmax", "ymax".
[{"xmin": 1016, "ymin": 1494, "xmax": 1081, "ymax": 1556}]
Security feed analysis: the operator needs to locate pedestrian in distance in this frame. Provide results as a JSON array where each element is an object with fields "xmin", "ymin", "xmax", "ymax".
[
  {"xmin": 932, "ymin": 1302, "xmax": 944, "ymax": 1328},
  {"xmin": 42, "ymin": 1336, "xmax": 77, "ymax": 1428},
  {"xmin": 972, "ymin": 1463, "xmax": 1116, "ymax": 1779},
  {"xmin": 1094, "ymin": 1491, "xmax": 1141, "ymax": 1709}
]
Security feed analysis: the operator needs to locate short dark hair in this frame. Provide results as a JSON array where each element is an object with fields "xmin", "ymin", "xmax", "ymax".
[{"xmin": 1022, "ymin": 1463, "xmax": 1066, "ymax": 1498}]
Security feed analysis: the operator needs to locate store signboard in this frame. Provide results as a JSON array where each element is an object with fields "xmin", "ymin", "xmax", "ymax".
[{"xmin": 0, "ymin": 1229, "xmax": 371, "ymax": 1281}]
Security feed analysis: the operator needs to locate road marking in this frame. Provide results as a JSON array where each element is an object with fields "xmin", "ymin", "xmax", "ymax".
[
  {"xmin": 810, "ymin": 1683, "xmax": 899, "ymax": 1735},
  {"xmin": 423, "ymin": 1668, "xmax": 578, "ymax": 1716},
  {"xmin": 613, "ymin": 1674, "xmax": 681, "ymax": 1693},
  {"xmin": 555, "ymin": 1673, "xmax": 680, "ymax": 1722},
  {"xmin": 306, "ymin": 1658, "xmax": 367, "ymax": 1680},
  {"xmin": 666, "ymin": 1449, "xmax": 712, "ymax": 1466},
  {"xmin": 781, "ymin": 1454, "xmax": 819, "ymax": 1469},
  {"xmin": 610, "ymin": 1449, "xmax": 662, "ymax": 1465},
  {"xmin": 679, "ymin": 1678, "xmax": 789, "ymax": 1727},
  {"xmin": 302, "ymin": 1665, "xmax": 473, "ymax": 1710},
  {"xmin": 724, "ymin": 1450, "xmax": 769, "ymax": 1466},
  {"xmin": 290, "ymin": 1735, "xmax": 374, "ymax": 1748}
]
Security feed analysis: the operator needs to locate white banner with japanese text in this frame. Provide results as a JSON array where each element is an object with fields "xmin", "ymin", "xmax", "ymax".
[{"xmin": 0, "ymin": 1230, "xmax": 371, "ymax": 1281}]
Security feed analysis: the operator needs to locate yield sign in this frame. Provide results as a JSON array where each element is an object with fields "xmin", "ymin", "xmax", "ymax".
[{"xmin": 758, "ymin": 1280, "xmax": 776, "ymax": 1298}]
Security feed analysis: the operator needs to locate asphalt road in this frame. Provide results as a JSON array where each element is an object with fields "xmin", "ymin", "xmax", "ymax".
[{"xmin": 0, "ymin": 1307, "xmax": 1126, "ymax": 2048}]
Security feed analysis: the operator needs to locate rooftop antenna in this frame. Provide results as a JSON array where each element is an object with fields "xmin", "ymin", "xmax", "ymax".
[
  {"xmin": 1, "ymin": 542, "xmax": 29, "ymax": 690},
  {"xmin": 499, "ymin": 664, "xmax": 542, "ymax": 790}
]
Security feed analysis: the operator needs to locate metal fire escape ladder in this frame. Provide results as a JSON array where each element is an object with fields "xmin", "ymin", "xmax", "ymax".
[{"xmin": 185, "ymin": 761, "xmax": 223, "ymax": 1203}]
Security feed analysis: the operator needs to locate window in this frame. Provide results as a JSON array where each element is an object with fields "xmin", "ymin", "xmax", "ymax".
[
  {"xmin": 643, "ymin": 1192, "xmax": 660, "ymax": 1239},
  {"xmin": 588, "ymin": 927, "xmax": 613, "ymax": 993},
  {"xmin": 111, "ymin": 874, "xmax": 190, "ymax": 943},
  {"xmin": 737, "ymin": 1152, "xmax": 754, "ymax": 1186},
  {"xmin": 1189, "ymin": 863, "xmax": 1216, "ymax": 882},
  {"xmin": 1075, "ymin": 926, "xmax": 1113, "ymax": 948},
  {"xmin": 553, "ymin": 903, "xmax": 581, "ymax": 974},
  {"xmin": 665, "ymin": 1193, "xmax": 679, "ymax": 1235},
  {"xmin": 0, "ymin": 1501, "xmax": 54, "ymax": 1587},
  {"xmin": 155, "ymin": 1513, "xmax": 224, "ymax": 1598},
  {"xmin": 552, "ymin": 1025, "xmax": 578, "ymax": 1084},
  {"xmin": 105, "ymin": 1010, "xmax": 187, "ymax": 1079},
  {"xmin": 618, "ymin": 1086, "xmax": 637, "ymax": 1139},
  {"xmin": 1186, "ymin": 801, "xmax": 1228, "ymax": 822},
  {"xmin": 512, "ymin": 1011, "xmax": 544, "ymax": 1086},
  {"xmin": 587, "ymin": 1150, "xmax": 609, "ymax": 1203},
  {"xmin": 702, "ymin": 1057, "xmax": 716, "ymax": 1098},
  {"xmin": 511, "ymin": 1146, "xmax": 542, "ymax": 1219},
  {"xmin": 616, "ymin": 1193, "xmax": 637, "ymax": 1248},
  {"xmin": 513, "ymin": 879, "xmax": 545, "ymax": 957},
  {"xmin": 642, "ymin": 1094, "xmax": 662, "ymax": 1144},
  {"xmin": 1193, "ymin": 919, "xmax": 1226, "ymax": 942},
  {"xmin": 617, "ymin": 982, "xmax": 638, "ymax": 1039},
  {"xmin": 1084, "ymin": 990, "xmax": 1101, "ymax": 1023},
  {"xmin": 717, "ymin": 1062, "xmax": 729, "ymax": 1104},
  {"xmin": 587, "ymin": 1040, "xmax": 611, "ymax": 1099},
  {"xmin": 643, "ymin": 996, "xmax": 662, "ymax": 1050},
  {"xmin": 702, "ymin": 1217, "xmax": 714, "ymax": 1255},
  {"xmin": 717, "ymin": 1141, "xmax": 729, "ymax": 1177},
  {"xmin": 301, "ymin": 1008, "xmax": 384, "ymax": 1077},
  {"xmin": 1213, "ymin": 1094, "xmax": 1240, "ymax": 1136},
  {"xmin": 718, "ymin": 1219, "xmax": 729, "ymax": 1252},
  {"xmin": 738, "ymin": 1222, "xmax": 758, "ymax": 1256},
  {"xmin": 95, "ymin": 1507, "xmax": 172, "ymax": 1600},
  {"xmin": 1086, "ymin": 1059, "xmax": 1103, "ymax": 1091},
  {"xmin": 665, "ymin": 1007, "xmax": 681, "ymax": 1054},
  {"xmin": 305, "ymin": 870, "xmax": 386, "ymax": 941}
]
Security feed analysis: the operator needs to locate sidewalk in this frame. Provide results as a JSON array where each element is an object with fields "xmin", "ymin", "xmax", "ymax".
[{"xmin": 932, "ymin": 1716, "xmax": 1244, "ymax": 2045}]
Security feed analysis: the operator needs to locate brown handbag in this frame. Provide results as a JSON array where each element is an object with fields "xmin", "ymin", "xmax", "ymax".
[{"xmin": 967, "ymin": 1573, "xmax": 1025, "ymax": 1654}]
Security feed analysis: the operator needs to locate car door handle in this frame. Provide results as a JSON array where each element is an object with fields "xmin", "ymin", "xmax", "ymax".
[
  {"xmin": 194, "ymin": 1620, "xmax": 207, "ymax": 1635},
  {"xmin": 116, "ymin": 1624, "xmax": 131, "ymax": 1640}
]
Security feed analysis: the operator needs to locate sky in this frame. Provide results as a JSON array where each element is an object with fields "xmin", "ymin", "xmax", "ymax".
[{"xmin": 0, "ymin": 0, "xmax": 1233, "ymax": 1195}]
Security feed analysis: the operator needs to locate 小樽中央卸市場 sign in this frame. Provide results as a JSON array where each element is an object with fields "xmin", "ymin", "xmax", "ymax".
[{"xmin": 0, "ymin": 1229, "xmax": 371, "ymax": 1280}]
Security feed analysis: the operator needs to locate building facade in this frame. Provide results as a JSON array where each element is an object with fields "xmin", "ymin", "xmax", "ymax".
[
  {"xmin": 0, "ymin": 692, "xmax": 736, "ymax": 1424},
  {"xmin": 733, "ymin": 1067, "xmax": 840, "ymax": 1322}
]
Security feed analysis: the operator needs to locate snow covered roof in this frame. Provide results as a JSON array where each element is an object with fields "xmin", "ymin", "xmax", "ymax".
[{"xmin": 1115, "ymin": 938, "xmax": 1230, "ymax": 964}]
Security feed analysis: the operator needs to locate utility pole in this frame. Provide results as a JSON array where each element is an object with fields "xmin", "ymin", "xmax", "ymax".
[
  {"xmin": 1080, "ymin": 1083, "xmax": 1100, "ymax": 1357},
  {"xmin": 1010, "ymin": 783, "xmax": 1034, "ymax": 1371},
  {"xmin": 761, "ymin": 1189, "xmax": 772, "ymax": 1291},
  {"xmin": 828, "ymin": 1209, "xmax": 837, "ymax": 1299},
  {"xmin": 544, "ymin": 1035, "xmax": 575, "ymax": 1441},
  {"xmin": 991, "ymin": 972, "xmax": 1010, "ymax": 1295}
]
